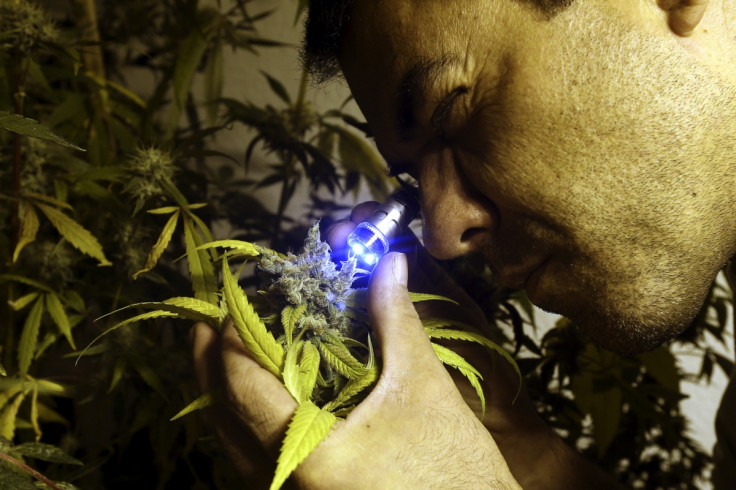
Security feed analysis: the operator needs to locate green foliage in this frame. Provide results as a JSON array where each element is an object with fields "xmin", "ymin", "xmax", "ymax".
[
  {"xmin": 0, "ymin": 0, "xmax": 731, "ymax": 488},
  {"xmin": 102, "ymin": 223, "xmax": 514, "ymax": 488},
  {"xmin": 0, "ymin": 0, "xmax": 392, "ymax": 487}
]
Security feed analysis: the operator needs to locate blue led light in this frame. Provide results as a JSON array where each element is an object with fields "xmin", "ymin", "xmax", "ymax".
[
  {"xmin": 351, "ymin": 242, "xmax": 365, "ymax": 256},
  {"xmin": 363, "ymin": 253, "xmax": 377, "ymax": 265}
]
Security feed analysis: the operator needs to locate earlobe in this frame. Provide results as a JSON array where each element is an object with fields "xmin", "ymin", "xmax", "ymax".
[{"xmin": 660, "ymin": 0, "xmax": 709, "ymax": 37}]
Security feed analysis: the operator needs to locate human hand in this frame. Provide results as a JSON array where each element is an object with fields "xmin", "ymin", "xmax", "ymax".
[
  {"xmin": 325, "ymin": 202, "xmax": 576, "ymax": 489},
  {"xmin": 326, "ymin": 202, "xmax": 535, "ymax": 432},
  {"xmin": 192, "ymin": 249, "xmax": 521, "ymax": 488}
]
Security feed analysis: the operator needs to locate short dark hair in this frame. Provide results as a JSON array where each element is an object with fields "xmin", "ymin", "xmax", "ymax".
[{"xmin": 301, "ymin": 0, "xmax": 576, "ymax": 83}]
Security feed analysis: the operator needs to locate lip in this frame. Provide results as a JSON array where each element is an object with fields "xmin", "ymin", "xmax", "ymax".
[
  {"xmin": 524, "ymin": 257, "xmax": 549, "ymax": 294},
  {"xmin": 496, "ymin": 257, "xmax": 549, "ymax": 291}
]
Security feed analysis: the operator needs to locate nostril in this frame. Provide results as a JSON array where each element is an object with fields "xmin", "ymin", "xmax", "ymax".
[{"xmin": 460, "ymin": 227, "xmax": 487, "ymax": 246}]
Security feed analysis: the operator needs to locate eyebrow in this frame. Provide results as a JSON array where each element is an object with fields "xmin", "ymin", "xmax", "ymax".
[{"xmin": 396, "ymin": 54, "xmax": 460, "ymax": 141}]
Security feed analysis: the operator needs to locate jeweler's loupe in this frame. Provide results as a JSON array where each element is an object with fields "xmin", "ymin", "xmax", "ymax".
[{"xmin": 346, "ymin": 189, "xmax": 419, "ymax": 272}]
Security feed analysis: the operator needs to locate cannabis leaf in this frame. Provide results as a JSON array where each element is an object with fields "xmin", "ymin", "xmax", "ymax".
[
  {"xmin": 270, "ymin": 401, "xmax": 338, "ymax": 490},
  {"xmin": 0, "ymin": 111, "xmax": 83, "ymax": 150},
  {"xmin": 222, "ymin": 256, "xmax": 284, "ymax": 377}
]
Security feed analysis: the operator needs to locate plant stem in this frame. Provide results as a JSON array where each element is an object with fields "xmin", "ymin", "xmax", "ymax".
[
  {"xmin": 10, "ymin": 55, "xmax": 26, "ymax": 256},
  {"xmin": 271, "ymin": 68, "xmax": 310, "ymax": 247},
  {"xmin": 72, "ymin": 0, "xmax": 114, "ymax": 157},
  {"xmin": 0, "ymin": 451, "xmax": 62, "ymax": 490}
]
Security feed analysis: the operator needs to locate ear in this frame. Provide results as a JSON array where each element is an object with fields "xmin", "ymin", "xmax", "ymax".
[{"xmin": 660, "ymin": 0, "xmax": 709, "ymax": 37}]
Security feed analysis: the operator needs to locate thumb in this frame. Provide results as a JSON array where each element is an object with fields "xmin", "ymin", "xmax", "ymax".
[{"xmin": 367, "ymin": 252, "xmax": 443, "ymax": 377}]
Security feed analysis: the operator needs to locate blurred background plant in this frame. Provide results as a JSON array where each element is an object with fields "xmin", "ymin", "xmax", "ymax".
[{"xmin": 0, "ymin": 0, "xmax": 732, "ymax": 488}]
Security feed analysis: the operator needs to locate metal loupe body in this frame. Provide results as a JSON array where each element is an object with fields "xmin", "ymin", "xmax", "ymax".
[{"xmin": 347, "ymin": 189, "xmax": 419, "ymax": 271}]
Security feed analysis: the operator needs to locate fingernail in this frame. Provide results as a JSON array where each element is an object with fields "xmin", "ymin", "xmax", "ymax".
[{"xmin": 391, "ymin": 253, "xmax": 408, "ymax": 287}]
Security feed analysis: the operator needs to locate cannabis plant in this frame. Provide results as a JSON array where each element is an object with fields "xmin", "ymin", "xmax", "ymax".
[
  {"xmin": 1, "ymin": 0, "xmax": 732, "ymax": 488},
  {"xmin": 100, "ymin": 222, "xmax": 519, "ymax": 490}
]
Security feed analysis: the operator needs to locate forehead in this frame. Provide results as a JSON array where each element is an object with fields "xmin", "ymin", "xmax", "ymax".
[{"xmin": 338, "ymin": 0, "xmax": 514, "ymax": 144}]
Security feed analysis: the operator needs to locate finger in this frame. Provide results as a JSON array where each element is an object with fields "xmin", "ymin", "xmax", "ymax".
[
  {"xmin": 667, "ymin": 0, "xmax": 708, "ymax": 37},
  {"xmin": 191, "ymin": 322, "xmax": 220, "ymax": 393},
  {"xmin": 191, "ymin": 323, "xmax": 275, "ymax": 485},
  {"xmin": 350, "ymin": 201, "xmax": 379, "ymax": 223},
  {"xmin": 324, "ymin": 219, "xmax": 356, "ymax": 259},
  {"xmin": 220, "ymin": 322, "xmax": 297, "ymax": 456},
  {"xmin": 367, "ymin": 252, "xmax": 447, "ymax": 379}
]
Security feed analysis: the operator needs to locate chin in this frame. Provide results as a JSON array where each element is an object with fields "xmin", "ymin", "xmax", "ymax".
[
  {"xmin": 531, "ymin": 278, "xmax": 708, "ymax": 356},
  {"xmin": 575, "ymin": 311, "xmax": 691, "ymax": 356},
  {"xmin": 567, "ymin": 290, "xmax": 707, "ymax": 356}
]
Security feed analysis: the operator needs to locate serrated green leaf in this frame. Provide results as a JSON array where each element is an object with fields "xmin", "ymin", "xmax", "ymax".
[
  {"xmin": 82, "ymin": 310, "xmax": 179, "ymax": 360},
  {"xmin": 132, "ymin": 360, "xmax": 167, "ymax": 398},
  {"xmin": 284, "ymin": 341, "xmax": 320, "ymax": 404},
  {"xmin": 281, "ymin": 304, "xmax": 307, "ymax": 346},
  {"xmin": 98, "ymin": 298, "xmax": 220, "ymax": 324},
  {"xmin": 34, "ymin": 380, "xmax": 68, "ymax": 397},
  {"xmin": 18, "ymin": 297, "xmax": 45, "ymax": 376},
  {"xmin": 108, "ymin": 357, "xmax": 126, "ymax": 393},
  {"xmin": 162, "ymin": 297, "xmax": 225, "ymax": 325},
  {"xmin": 146, "ymin": 205, "xmax": 181, "ymax": 215},
  {"xmin": 168, "ymin": 30, "xmax": 209, "ymax": 136},
  {"xmin": 25, "ymin": 192, "xmax": 73, "ymax": 210},
  {"xmin": 270, "ymin": 401, "xmax": 338, "ymax": 490},
  {"xmin": 86, "ymin": 71, "xmax": 146, "ymax": 108},
  {"xmin": 0, "ymin": 391, "xmax": 25, "ymax": 440},
  {"xmin": 13, "ymin": 442, "xmax": 83, "ymax": 465},
  {"xmin": 34, "ymin": 332, "xmax": 58, "ymax": 361},
  {"xmin": 425, "ymin": 325, "xmax": 521, "ymax": 401},
  {"xmin": 261, "ymin": 71, "xmax": 291, "ymax": 104},
  {"xmin": 318, "ymin": 339, "xmax": 367, "ymax": 380},
  {"xmin": 299, "ymin": 342, "xmax": 320, "ymax": 402},
  {"xmin": 30, "ymin": 385, "xmax": 40, "ymax": 441},
  {"xmin": 45, "ymin": 293, "xmax": 75, "ymax": 350},
  {"xmin": 409, "ymin": 293, "xmax": 459, "ymax": 305},
  {"xmin": 170, "ymin": 391, "xmax": 218, "ymax": 421},
  {"xmin": 197, "ymin": 240, "xmax": 261, "ymax": 257},
  {"xmin": 13, "ymin": 201, "xmax": 39, "ymax": 263},
  {"xmin": 324, "ymin": 360, "xmax": 378, "ymax": 413},
  {"xmin": 35, "ymin": 401, "xmax": 68, "ymax": 426},
  {"xmin": 184, "ymin": 216, "xmax": 218, "ymax": 305},
  {"xmin": 185, "ymin": 207, "xmax": 214, "ymax": 241},
  {"xmin": 8, "ymin": 292, "xmax": 40, "ymax": 311},
  {"xmin": 222, "ymin": 257, "xmax": 284, "ymax": 377},
  {"xmin": 0, "ymin": 111, "xmax": 84, "ymax": 151},
  {"xmin": 0, "ymin": 462, "xmax": 36, "ymax": 489},
  {"xmin": 323, "ymin": 123, "xmax": 390, "ymax": 199},
  {"xmin": 0, "ymin": 274, "xmax": 52, "ymax": 292},
  {"xmin": 0, "ymin": 382, "xmax": 23, "ymax": 412},
  {"xmin": 431, "ymin": 343, "xmax": 486, "ymax": 417},
  {"xmin": 35, "ymin": 202, "xmax": 111, "ymax": 266},
  {"xmin": 284, "ymin": 341, "xmax": 305, "ymax": 402},
  {"xmin": 134, "ymin": 210, "xmax": 179, "ymax": 280},
  {"xmin": 62, "ymin": 290, "xmax": 85, "ymax": 313}
]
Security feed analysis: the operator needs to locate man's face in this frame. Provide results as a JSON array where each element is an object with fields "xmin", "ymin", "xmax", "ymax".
[{"xmin": 338, "ymin": 0, "xmax": 736, "ymax": 354}]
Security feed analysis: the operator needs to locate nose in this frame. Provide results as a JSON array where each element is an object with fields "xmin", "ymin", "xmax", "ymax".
[{"xmin": 419, "ymin": 151, "xmax": 495, "ymax": 260}]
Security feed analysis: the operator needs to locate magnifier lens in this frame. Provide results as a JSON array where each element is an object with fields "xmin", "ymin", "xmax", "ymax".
[
  {"xmin": 347, "ymin": 223, "xmax": 388, "ymax": 269},
  {"xmin": 345, "ymin": 189, "xmax": 419, "ymax": 272}
]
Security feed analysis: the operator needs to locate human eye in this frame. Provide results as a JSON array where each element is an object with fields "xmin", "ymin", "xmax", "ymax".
[{"xmin": 431, "ymin": 86, "xmax": 469, "ymax": 139}]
